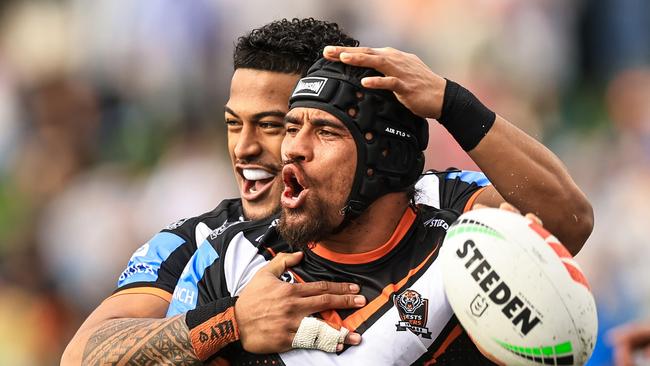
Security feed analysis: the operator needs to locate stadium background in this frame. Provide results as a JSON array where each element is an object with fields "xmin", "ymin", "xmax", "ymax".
[{"xmin": 0, "ymin": 0, "xmax": 647, "ymax": 364}]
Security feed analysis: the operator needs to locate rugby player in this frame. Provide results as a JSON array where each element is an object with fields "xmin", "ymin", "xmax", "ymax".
[
  {"xmin": 61, "ymin": 19, "xmax": 367, "ymax": 365},
  {"xmin": 161, "ymin": 58, "xmax": 591, "ymax": 364}
]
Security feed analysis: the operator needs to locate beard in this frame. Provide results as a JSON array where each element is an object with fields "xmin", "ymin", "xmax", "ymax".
[{"xmin": 278, "ymin": 192, "xmax": 342, "ymax": 250}]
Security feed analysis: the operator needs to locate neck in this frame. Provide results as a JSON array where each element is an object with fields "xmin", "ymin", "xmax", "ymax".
[{"xmin": 320, "ymin": 193, "xmax": 411, "ymax": 254}]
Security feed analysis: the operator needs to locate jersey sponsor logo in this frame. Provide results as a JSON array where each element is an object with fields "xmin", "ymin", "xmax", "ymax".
[
  {"xmin": 118, "ymin": 263, "xmax": 156, "ymax": 282},
  {"xmin": 210, "ymin": 220, "xmax": 243, "ymax": 240},
  {"xmin": 394, "ymin": 289, "xmax": 432, "ymax": 338},
  {"xmin": 172, "ymin": 286, "xmax": 196, "ymax": 305},
  {"xmin": 166, "ymin": 218, "xmax": 188, "ymax": 230},
  {"xmin": 423, "ymin": 218, "xmax": 450, "ymax": 230},
  {"xmin": 292, "ymin": 77, "xmax": 328, "ymax": 97}
]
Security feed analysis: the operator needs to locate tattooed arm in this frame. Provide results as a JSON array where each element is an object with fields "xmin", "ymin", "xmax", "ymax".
[
  {"xmin": 62, "ymin": 294, "xmax": 238, "ymax": 366},
  {"xmin": 80, "ymin": 316, "xmax": 202, "ymax": 366}
]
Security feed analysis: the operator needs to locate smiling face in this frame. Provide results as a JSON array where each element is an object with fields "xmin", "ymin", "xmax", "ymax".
[
  {"xmin": 278, "ymin": 107, "xmax": 357, "ymax": 248},
  {"xmin": 226, "ymin": 69, "xmax": 301, "ymax": 220}
]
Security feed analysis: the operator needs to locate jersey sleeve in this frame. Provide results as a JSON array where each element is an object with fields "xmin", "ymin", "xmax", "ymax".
[
  {"xmin": 114, "ymin": 219, "xmax": 198, "ymax": 299},
  {"xmin": 167, "ymin": 218, "xmax": 277, "ymax": 317},
  {"xmin": 166, "ymin": 238, "xmax": 222, "ymax": 316},
  {"xmin": 416, "ymin": 169, "xmax": 491, "ymax": 213}
]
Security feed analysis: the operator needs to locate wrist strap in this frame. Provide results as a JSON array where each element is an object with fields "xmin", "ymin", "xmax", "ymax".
[
  {"xmin": 438, "ymin": 79, "xmax": 496, "ymax": 151},
  {"xmin": 186, "ymin": 297, "xmax": 240, "ymax": 361}
]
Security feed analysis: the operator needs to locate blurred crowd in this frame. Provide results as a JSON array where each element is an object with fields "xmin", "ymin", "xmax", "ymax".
[{"xmin": 0, "ymin": 0, "xmax": 647, "ymax": 364}]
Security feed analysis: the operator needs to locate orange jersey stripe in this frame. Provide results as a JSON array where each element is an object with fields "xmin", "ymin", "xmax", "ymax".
[
  {"xmin": 108, "ymin": 287, "xmax": 172, "ymax": 303},
  {"xmin": 287, "ymin": 269, "xmax": 346, "ymax": 329},
  {"xmin": 310, "ymin": 207, "xmax": 416, "ymax": 264},
  {"xmin": 341, "ymin": 244, "xmax": 440, "ymax": 332},
  {"xmin": 463, "ymin": 186, "xmax": 489, "ymax": 213},
  {"xmin": 424, "ymin": 324, "xmax": 463, "ymax": 365}
]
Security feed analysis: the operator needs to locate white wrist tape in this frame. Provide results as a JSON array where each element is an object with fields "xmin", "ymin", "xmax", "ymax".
[{"xmin": 291, "ymin": 317, "xmax": 349, "ymax": 352}]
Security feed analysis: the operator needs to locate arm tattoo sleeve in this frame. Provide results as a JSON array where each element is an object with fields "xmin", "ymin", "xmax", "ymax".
[{"xmin": 82, "ymin": 315, "xmax": 202, "ymax": 366}]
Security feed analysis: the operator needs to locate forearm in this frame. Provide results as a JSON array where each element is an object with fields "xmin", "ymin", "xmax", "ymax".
[
  {"xmin": 64, "ymin": 315, "xmax": 202, "ymax": 366},
  {"xmin": 83, "ymin": 316, "xmax": 202, "ymax": 365},
  {"xmin": 468, "ymin": 115, "xmax": 593, "ymax": 253},
  {"xmin": 63, "ymin": 296, "xmax": 240, "ymax": 366},
  {"xmin": 318, "ymin": 47, "xmax": 594, "ymax": 252}
]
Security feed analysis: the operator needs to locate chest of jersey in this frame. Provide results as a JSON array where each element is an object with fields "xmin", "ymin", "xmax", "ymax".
[{"xmin": 226, "ymin": 210, "xmax": 462, "ymax": 365}]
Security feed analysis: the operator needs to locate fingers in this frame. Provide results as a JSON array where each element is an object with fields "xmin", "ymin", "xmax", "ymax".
[
  {"xmin": 323, "ymin": 45, "xmax": 379, "ymax": 59},
  {"xmin": 298, "ymin": 293, "xmax": 366, "ymax": 314},
  {"xmin": 498, "ymin": 201, "xmax": 520, "ymax": 214},
  {"xmin": 339, "ymin": 52, "xmax": 386, "ymax": 71},
  {"xmin": 294, "ymin": 280, "xmax": 360, "ymax": 297},
  {"xmin": 525, "ymin": 213, "xmax": 543, "ymax": 225},
  {"xmin": 336, "ymin": 331, "xmax": 363, "ymax": 352},
  {"xmin": 344, "ymin": 332, "xmax": 362, "ymax": 346},
  {"xmin": 497, "ymin": 202, "xmax": 543, "ymax": 225},
  {"xmin": 292, "ymin": 317, "xmax": 354, "ymax": 353},
  {"xmin": 472, "ymin": 202, "xmax": 544, "ymax": 226},
  {"xmin": 472, "ymin": 203, "xmax": 489, "ymax": 210},
  {"xmin": 263, "ymin": 252, "xmax": 304, "ymax": 277},
  {"xmin": 361, "ymin": 76, "xmax": 406, "ymax": 93},
  {"xmin": 323, "ymin": 46, "xmax": 398, "ymax": 74}
]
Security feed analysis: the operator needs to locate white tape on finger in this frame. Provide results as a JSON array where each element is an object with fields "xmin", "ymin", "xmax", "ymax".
[{"xmin": 291, "ymin": 317, "xmax": 350, "ymax": 352}]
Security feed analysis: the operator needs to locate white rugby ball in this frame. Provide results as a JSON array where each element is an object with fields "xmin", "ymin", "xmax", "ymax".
[{"xmin": 440, "ymin": 208, "xmax": 597, "ymax": 366}]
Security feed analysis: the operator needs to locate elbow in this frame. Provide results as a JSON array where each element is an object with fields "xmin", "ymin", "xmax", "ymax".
[
  {"xmin": 60, "ymin": 343, "xmax": 75, "ymax": 366},
  {"xmin": 562, "ymin": 194, "xmax": 594, "ymax": 256},
  {"xmin": 61, "ymin": 332, "xmax": 84, "ymax": 366}
]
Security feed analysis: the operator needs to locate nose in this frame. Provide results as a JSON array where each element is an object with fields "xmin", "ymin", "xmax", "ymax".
[
  {"xmin": 282, "ymin": 128, "xmax": 313, "ymax": 163},
  {"xmin": 234, "ymin": 124, "xmax": 262, "ymax": 159}
]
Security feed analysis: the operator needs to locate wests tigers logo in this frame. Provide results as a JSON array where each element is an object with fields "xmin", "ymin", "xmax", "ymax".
[{"xmin": 394, "ymin": 289, "xmax": 432, "ymax": 338}]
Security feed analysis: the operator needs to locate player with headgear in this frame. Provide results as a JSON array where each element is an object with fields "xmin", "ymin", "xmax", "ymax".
[{"xmin": 173, "ymin": 59, "xmax": 507, "ymax": 364}]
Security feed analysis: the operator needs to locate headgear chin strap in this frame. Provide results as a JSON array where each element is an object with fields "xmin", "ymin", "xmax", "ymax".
[{"xmin": 289, "ymin": 58, "xmax": 429, "ymax": 227}]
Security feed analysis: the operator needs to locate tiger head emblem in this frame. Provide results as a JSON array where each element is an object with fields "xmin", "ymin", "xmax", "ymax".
[{"xmin": 396, "ymin": 289, "xmax": 424, "ymax": 314}]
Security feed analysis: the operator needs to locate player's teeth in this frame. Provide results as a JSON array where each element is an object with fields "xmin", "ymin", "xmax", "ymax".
[
  {"xmin": 250, "ymin": 186, "xmax": 257, "ymax": 193},
  {"xmin": 243, "ymin": 169, "xmax": 274, "ymax": 181}
]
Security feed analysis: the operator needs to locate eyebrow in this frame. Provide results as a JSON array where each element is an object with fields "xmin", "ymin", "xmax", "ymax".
[
  {"xmin": 224, "ymin": 106, "xmax": 286, "ymax": 122},
  {"xmin": 285, "ymin": 115, "xmax": 347, "ymax": 131}
]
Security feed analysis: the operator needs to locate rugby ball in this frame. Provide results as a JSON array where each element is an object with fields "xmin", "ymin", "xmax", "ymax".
[{"xmin": 440, "ymin": 208, "xmax": 597, "ymax": 366}]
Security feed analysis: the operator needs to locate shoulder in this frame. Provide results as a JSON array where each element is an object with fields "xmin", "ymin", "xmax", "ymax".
[
  {"xmin": 417, "ymin": 168, "xmax": 490, "ymax": 187},
  {"xmin": 205, "ymin": 214, "xmax": 282, "ymax": 256},
  {"xmin": 439, "ymin": 169, "xmax": 490, "ymax": 187},
  {"xmin": 156, "ymin": 198, "xmax": 244, "ymax": 248}
]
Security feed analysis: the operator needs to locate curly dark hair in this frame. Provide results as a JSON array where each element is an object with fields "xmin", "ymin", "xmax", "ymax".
[{"xmin": 233, "ymin": 18, "xmax": 359, "ymax": 76}]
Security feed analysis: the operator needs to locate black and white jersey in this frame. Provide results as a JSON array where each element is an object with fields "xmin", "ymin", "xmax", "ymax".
[
  {"xmin": 113, "ymin": 198, "xmax": 244, "ymax": 300},
  {"xmin": 167, "ymin": 170, "xmax": 494, "ymax": 365},
  {"xmin": 116, "ymin": 169, "xmax": 489, "ymax": 302}
]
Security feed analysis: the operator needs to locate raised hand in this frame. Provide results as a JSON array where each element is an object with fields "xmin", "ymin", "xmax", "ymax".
[{"xmin": 323, "ymin": 45, "xmax": 446, "ymax": 119}]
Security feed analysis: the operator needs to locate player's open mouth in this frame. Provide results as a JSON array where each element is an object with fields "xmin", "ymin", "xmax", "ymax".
[
  {"xmin": 238, "ymin": 167, "xmax": 277, "ymax": 201},
  {"xmin": 281, "ymin": 165, "xmax": 309, "ymax": 209}
]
